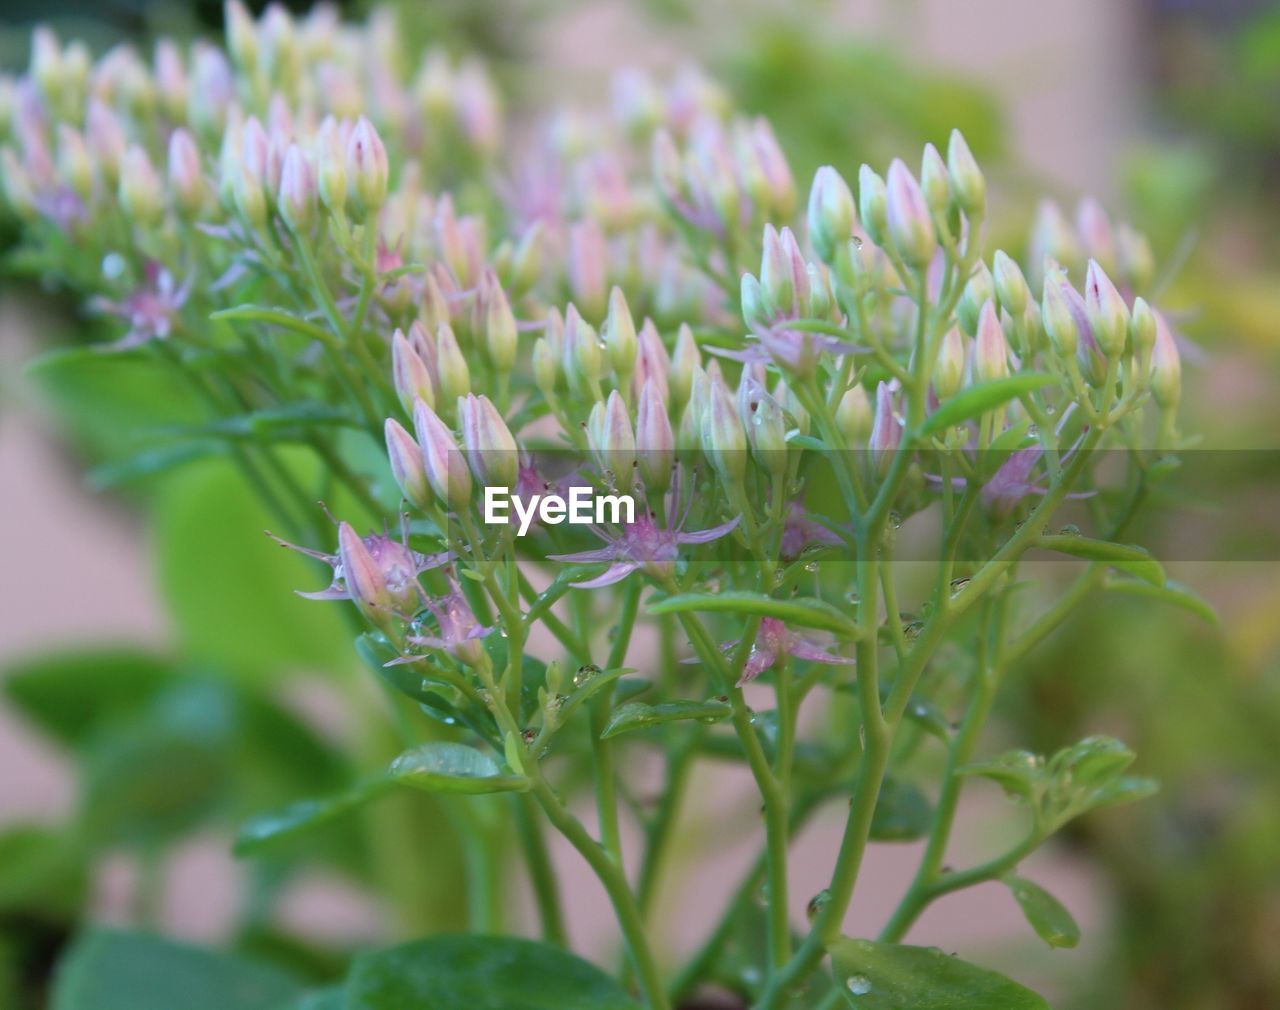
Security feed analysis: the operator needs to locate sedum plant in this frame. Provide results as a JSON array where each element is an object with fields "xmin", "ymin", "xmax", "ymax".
[{"xmin": 2, "ymin": 4, "xmax": 1209, "ymax": 1009}]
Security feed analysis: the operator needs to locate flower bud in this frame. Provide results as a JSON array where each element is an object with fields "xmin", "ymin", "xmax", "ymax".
[
  {"xmin": 0, "ymin": 147, "xmax": 37, "ymax": 220},
  {"xmin": 957, "ymin": 261, "xmax": 995, "ymax": 336},
  {"xmin": 1076, "ymin": 197, "xmax": 1116, "ymax": 272},
  {"xmin": 532, "ymin": 336, "xmax": 558, "ymax": 397},
  {"xmin": 740, "ymin": 272, "xmax": 769, "ymax": 331},
  {"xmin": 935, "ymin": 326, "xmax": 968, "ymax": 399},
  {"xmin": 413, "ymin": 398, "xmax": 472, "ymax": 511},
  {"xmin": 278, "ymin": 143, "xmax": 317, "ymax": 232},
  {"xmin": 919, "ymin": 142, "xmax": 950, "ymax": 221},
  {"xmin": 991, "ymin": 250, "xmax": 1030, "ymax": 317},
  {"xmin": 225, "ymin": 0, "xmax": 259, "ymax": 72},
  {"xmin": 56, "ymin": 125, "xmax": 92, "ymax": 200},
  {"xmin": 167, "ymin": 128, "xmax": 205, "ymax": 216},
  {"xmin": 591, "ymin": 389, "xmax": 636, "ymax": 479},
  {"xmin": 1149, "ymin": 311, "xmax": 1181, "ymax": 409},
  {"xmin": 338, "ymin": 521, "xmax": 393, "ymax": 627},
  {"xmin": 345, "ymin": 116, "xmax": 388, "ymax": 221},
  {"xmin": 704, "ymin": 372, "xmax": 746, "ymax": 487},
  {"xmin": 435, "ymin": 322, "xmax": 471, "ymax": 407},
  {"xmin": 1029, "ymin": 200, "xmax": 1081, "ymax": 286},
  {"xmin": 946, "ymin": 129, "xmax": 985, "ymax": 216},
  {"xmin": 1084, "ymin": 258, "xmax": 1129, "ymax": 357},
  {"xmin": 885, "ymin": 158, "xmax": 936, "ymax": 269},
  {"xmin": 568, "ymin": 220, "xmax": 608, "ymax": 321},
  {"xmin": 857, "ymin": 164, "xmax": 888, "ymax": 248},
  {"xmin": 602, "ymin": 286, "xmax": 637, "ymax": 378},
  {"xmin": 420, "ymin": 270, "xmax": 450, "ymax": 332},
  {"xmin": 669, "ymin": 323, "xmax": 700, "ymax": 413},
  {"xmin": 314, "ymin": 116, "xmax": 347, "ymax": 215},
  {"xmin": 154, "ymin": 40, "xmax": 188, "ymax": 122},
  {"xmin": 85, "ymin": 99, "xmax": 126, "ymax": 188},
  {"xmin": 393, "ymin": 327, "xmax": 435, "ymax": 412},
  {"xmin": 633, "ymin": 318, "xmax": 670, "ymax": 404},
  {"xmin": 636, "ymin": 378, "xmax": 674, "ymax": 493},
  {"xmin": 233, "ymin": 118, "xmax": 269, "ymax": 227},
  {"xmin": 759, "ymin": 224, "xmax": 796, "ymax": 317},
  {"xmin": 774, "ymin": 378, "xmax": 809, "ymax": 437},
  {"xmin": 1041, "ymin": 264, "xmax": 1079, "ymax": 357},
  {"xmin": 189, "ymin": 44, "xmax": 234, "ymax": 139},
  {"xmin": 747, "ymin": 390, "xmax": 789, "ymax": 476},
  {"xmin": 460, "ymin": 393, "xmax": 519, "ymax": 490},
  {"xmin": 386, "ymin": 418, "xmax": 432, "ymax": 510},
  {"xmin": 1130, "ymin": 296, "xmax": 1157, "ymax": 360},
  {"xmin": 1116, "ymin": 222, "xmax": 1155, "ymax": 293},
  {"xmin": 30, "ymin": 26, "xmax": 62, "ymax": 103},
  {"xmin": 119, "ymin": 145, "xmax": 164, "ymax": 226},
  {"xmin": 835, "ymin": 384, "xmax": 872, "ymax": 445},
  {"xmin": 974, "ymin": 300, "xmax": 1010, "ymax": 382},
  {"xmin": 651, "ymin": 129, "xmax": 683, "ymax": 208},
  {"xmin": 509, "ymin": 221, "xmax": 544, "ymax": 294},
  {"xmin": 479, "ymin": 269, "xmax": 518, "ymax": 373},
  {"xmin": 869, "ymin": 381, "xmax": 901, "ymax": 471},
  {"xmin": 807, "ymin": 165, "xmax": 855, "ymax": 265},
  {"xmin": 749, "ymin": 117, "xmax": 796, "ymax": 219}
]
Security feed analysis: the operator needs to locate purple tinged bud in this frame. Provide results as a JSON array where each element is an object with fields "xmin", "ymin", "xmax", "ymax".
[
  {"xmin": 480, "ymin": 270, "xmax": 518, "ymax": 373},
  {"xmin": 189, "ymin": 44, "xmax": 233, "ymax": 139},
  {"xmin": 835, "ymin": 384, "xmax": 872, "ymax": 445},
  {"xmin": 633, "ymin": 318, "xmax": 670, "ymax": 405},
  {"xmin": 885, "ymin": 158, "xmax": 937, "ymax": 269},
  {"xmin": 1076, "ymin": 198, "xmax": 1116, "ymax": 273},
  {"xmin": 434, "ymin": 322, "xmax": 471, "ymax": 407},
  {"xmin": 679, "ymin": 366, "xmax": 709, "ymax": 454},
  {"xmin": 345, "ymin": 116, "xmax": 388, "ymax": 221},
  {"xmin": 413, "ymin": 398, "xmax": 472, "ymax": 511},
  {"xmin": 920, "ymin": 142, "xmax": 951, "ymax": 220},
  {"xmin": 119, "ymin": 145, "xmax": 163, "ymax": 226},
  {"xmin": 337, "ymin": 521, "xmax": 393, "ymax": 627},
  {"xmin": 386, "ymin": 418, "xmax": 432, "ymax": 510},
  {"xmin": 265, "ymin": 127, "xmax": 290, "ymax": 198},
  {"xmin": 651, "ymin": 129, "xmax": 683, "ymax": 208},
  {"xmin": 807, "ymin": 165, "xmax": 855, "ymax": 265},
  {"xmin": 991, "ymin": 250, "xmax": 1029, "ymax": 317},
  {"xmin": 233, "ymin": 118, "xmax": 269, "ymax": 227},
  {"xmin": 167, "ymin": 128, "xmax": 205, "ymax": 216},
  {"xmin": 704, "ymin": 372, "xmax": 746, "ymax": 486},
  {"xmin": 1130, "ymin": 296, "xmax": 1157, "ymax": 359},
  {"xmin": 278, "ymin": 143, "xmax": 317, "ymax": 232},
  {"xmin": 740, "ymin": 272, "xmax": 768, "ymax": 331},
  {"xmin": 1084, "ymin": 258, "xmax": 1129, "ymax": 357},
  {"xmin": 592, "ymin": 389, "xmax": 636, "ymax": 478},
  {"xmin": 510, "ymin": 221, "xmax": 544, "ymax": 294},
  {"xmin": 974, "ymin": 300, "xmax": 1010, "ymax": 382},
  {"xmin": 154, "ymin": 40, "xmax": 188, "ymax": 122},
  {"xmin": 460, "ymin": 393, "xmax": 519, "ymax": 490},
  {"xmin": 420, "ymin": 271, "xmax": 449, "ymax": 331},
  {"xmin": 603, "ymin": 286, "xmax": 638, "ymax": 377},
  {"xmin": 56, "ymin": 125, "xmax": 92, "ymax": 199},
  {"xmin": 568, "ymin": 220, "xmax": 608, "ymax": 321},
  {"xmin": 749, "ymin": 117, "xmax": 796, "ymax": 219},
  {"xmin": 225, "ymin": 0, "xmax": 259, "ymax": 72},
  {"xmin": 393, "ymin": 328, "xmax": 435, "ymax": 412},
  {"xmin": 636, "ymin": 379, "xmax": 674, "ymax": 492},
  {"xmin": 1116, "ymin": 222, "xmax": 1155, "ymax": 292},
  {"xmin": 858, "ymin": 164, "xmax": 888, "ymax": 247},
  {"xmin": 314, "ymin": 116, "xmax": 347, "ymax": 214},
  {"xmin": 1029, "ymin": 201, "xmax": 1081, "ymax": 287},
  {"xmin": 670, "ymin": 323, "xmax": 700, "ymax": 413},
  {"xmin": 869, "ymin": 381, "xmax": 902, "ymax": 469},
  {"xmin": 85, "ymin": 99, "xmax": 126, "ymax": 186},
  {"xmin": 759, "ymin": 224, "xmax": 795, "ymax": 318},
  {"xmin": 532, "ymin": 337, "xmax": 558, "ymax": 396},
  {"xmin": 1149, "ymin": 310, "xmax": 1181, "ymax": 409},
  {"xmin": 957, "ymin": 262, "xmax": 996, "ymax": 336},
  {"xmin": 946, "ymin": 129, "xmax": 985, "ymax": 216},
  {"xmin": 747, "ymin": 389, "xmax": 789, "ymax": 475},
  {"xmin": 0, "ymin": 148, "xmax": 37, "ymax": 220},
  {"xmin": 935, "ymin": 326, "xmax": 968, "ymax": 399},
  {"xmin": 1041, "ymin": 264, "xmax": 1079, "ymax": 357}
]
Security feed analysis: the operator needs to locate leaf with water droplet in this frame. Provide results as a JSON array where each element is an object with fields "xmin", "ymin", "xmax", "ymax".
[
  {"xmin": 957, "ymin": 750, "xmax": 1044, "ymax": 800},
  {"xmin": 828, "ymin": 937, "xmax": 1051, "ymax": 1009},
  {"xmin": 600, "ymin": 698, "xmax": 733, "ymax": 739},
  {"xmin": 389, "ymin": 742, "xmax": 529, "ymax": 794},
  {"xmin": 648, "ymin": 591, "xmax": 860, "ymax": 638},
  {"xmin": 869, "ymin": 777, "xmax": 932, "ymax": 842},
  {"xmin": 551, "ymin": 667, "xmax": 632, "ymax": 728},
  {"xmin": 922, "ymin": 373, "xmax": 1056, "ymax": 436},
  {"xmin": 234, "ymin": 777, "xmax": 395, "ymax": 856},
  {"xmin": 1101, "ymin": 576, "xmax": 1217, "ymax": 624},
  {"xmin": 1002, "ymin": 874, "xmax": 1081, "ymax": 949},
  {"xmin": 1037, "ymin": 534, "xmax": 1165, "ymax": 586}
]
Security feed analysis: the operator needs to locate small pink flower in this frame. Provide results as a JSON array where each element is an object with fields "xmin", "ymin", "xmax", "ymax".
[
  {"xmin": 89, "ymin": 261, "xmax": 191, "ymax": 352},
  {"xmin": 732, "ymin": 618, "xmax": 848, "ymax": 686},
  {"xmin": 780, "ymin": 503, "xmax": 846, "ymax": 561},
  {"xmin": 397, "ymin": 583, "xmax": 493, "ymax": 667}
]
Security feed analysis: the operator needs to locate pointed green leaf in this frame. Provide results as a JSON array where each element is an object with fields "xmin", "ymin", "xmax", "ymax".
[
  {"xmin": 551, "ymin": 666, "xmax": 631, "ymax": 726},
  {"xmin": 1102, "ymin": 576, "xmax": 1218, "ymax": 624},
  {"xmin": 869, "ymin": 778, "xmax": 933, "ymax": 842},
  {"xmin": 785, "ymin": 432, "xmax": 830, "ymax": 452},
  {"xmin": 345, "ymin": 935, "xmax": 641, "ymax": 1010},
  {"xmin": 828, "ymin": 937, "xmax": 1051, "ymax": 1010},
  {"xmin": 234, "ymin": 778, "xmax": 394, "ymax": 856},
  {"xmin": 648, "ymin": 591, "xmax": 859, "ymax": 638},
  {"xmin": 600, "ymin": 698, "xmax": 733, "ymax": 739},
  {"xmin": 389, "ymin": 742, "xmax": 529, "ymax": 794},
  {"xmin": 1037, "ymin": 534, "xmax": 1165, "ymax": 586},
  {"xmin": 1083, "ymin": 775, "xmax": 1159, "ymax": 811},
  {"xmin": 86, "ymin": 441, "xmax": 225, "ymax": 489},
  {"xmin": 1002, "ymin": 875, "xmax": 1081, "ymax": 949},
  {"xmin": 922, "ymin": 374, "xmax": 1055, "ymax": 435},
  {"xmin": 957, "ymin": 750, "xmax": 1044, "ymax": 799},
  {"xmin": 51, "ymin": 929, "xmax": 301, "ymax": 1010}
]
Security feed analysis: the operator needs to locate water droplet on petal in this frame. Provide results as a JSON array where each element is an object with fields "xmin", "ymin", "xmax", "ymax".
[{"xmin": 846, "ymin": 974, "xmax": 872, "ymax": 996}]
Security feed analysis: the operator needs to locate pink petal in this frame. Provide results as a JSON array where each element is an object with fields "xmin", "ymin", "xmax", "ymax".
[
  {"xmin": 735, "ymin": 649, "xmax": 775, "ymax": 687},
  {"xmin": 296, "ymin": 586, "xmax": 350, "ymax": 601},
  {"xmin": 570, "ymin": 563, "xmax": 638, "ymax": 589},
  {"xmin": 789, "ymin": 639, "xmax": 847, "ymax": 665},
  {"xmin": 677, "ymin": 515, "xmax": 741, "ymax": 544},
  {"xmin": 548, "ymin": 546, "xmax": 621, "ymax": 564}
]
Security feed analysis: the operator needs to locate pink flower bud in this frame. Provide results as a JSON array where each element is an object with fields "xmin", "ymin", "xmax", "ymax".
[
  {"xmin": 119, "ymin": 144, "xmax": 163, "ymax": 226},
  {"xmin": 533, "ymin": 336, "xmax": 558, "ymax": 396},
  {"xmin": 603, "ymin": 286, "xmax": 637, "ymax": 377},
  {"xmin": 189, "ymin": 44, "xmax": 234, "ymax": 139},
  {"xmin": 393, "ymin": 327, "xmax": 435, "ymax": 412},
  {"xmin": 225, "ymin": 0, "xmax": 259, "ymax": 72},
  {"xmin": 1130, "ymin": 296, "xmax": 1157, "ymax": 359},
  {"xmin": 957, "ymin": 262, "xmax": 995, "ymax": 336},
  {"xmin": 590, "ymin": 389, "xmax": 636, "ymax": 479},
  {"xmin": 633, "ymin": 318, "xmax": 670, "ymax": 404},
  {"xmin": 278, "ymin": 143, "xmax": 316, "ymax": 232},
  {"xmin": 56, "ymin": 125, "xmax": 92, "ymax": 199},
  {"xmin": 748, "ymin": 117, "xmax": 796, "ymax": 219},
  {"xmin": 568, "ymin": 220, "xmax": 608, "ymax": 321},
  {"xmin": 85, "ymin": 99, "xmax": 126, "ymax": 186},
  {"xmin": 386, "ymin": 418, "xmax": 432, "ymax": 510},
  {"xmin": 807, "ymin": 165, "xmax": 855, "ymax": 265},
  {"xmin": 154, "ymin": 40, "xmax": 188, "ymax": 122},
  {"xmin": 459, "ymin": 393, "xmax": 519, "ymax": 490},
  {"xmin": 1076, "ymin": 198, "xmax": 1116, "ymax": 273},
  {"xmin": 974, "ymin": 300, "xmax": 1010, "ymax": 382},
  {"xmin": 337, "ymin": 521, "xmax": 393, "ymax": 627},
  {"xmin": 835, "ymin": 384, "xmax": 872, "ymax": 445},
  {"xmin": 759, "ymin": 224, "xmax": 795, "ymax": 318},
  {"xmin": 1028, "ymin": 200, "xmax": 1081, "ymax": 287},
  {"xmin": 946, "ymin": 129, "xmax": 985, "ymax": 216},
  {"xmin": 1149, "ymin": 310, "xmax": 1181, "ymax": 409},
  {"xmin": 345, "ymin": 116, "xmax": 388, "ymax": 221},
  {"xmin": 669, "ymin": 323, "xmax": 700, "ymax": 413},
  {"xmin": 935, "ymin": 326, "xmax": 968, "ymax": 400},
  {"xmin": 413, "ymin": 398, "xmax": 471, "ymax": 511},
  {"xmin": 869, "ymin": 380, "xmax": 901, "ymax": 470},
  {"xmin": 636, "ymin": 379, "xmax": 674, "ymax": 493},
  {"xmin": 919, "ymin": 142, "xmax": 950, "ymax": 221},
  {"xmin": 704, "ymin": 371, "xmax": 747, "ymax": 487},
  {"xmin": 479, "ymin": 269, "xmax": 518, "ymax": 373},
  {"xmin": 1084, "ymin": 258, "xmax": 1129, "ymax": 357},
  {"xmin": 434, "ymin": 322, "xmax": 471, "ymax": 407},
  {"xmin": 858, "ymin": 164, "xmax": 888, "ymax": 248},
  {"xmin": 740, "ymin": 272, "xmax": 769, "ymax": 332},
  {"xmin": 992, "ymin": 250, "xmax": 1029, "ymax": 317},
  {"xmin": 1041, "ymin": 263, "xmax": 1080, "ymax": 357},
  {"xmin": 167, "ymin": 128, "xmax": 205, "ymax": 216},
  {"xmin": 885, "ymin": 158, "xmax": 936, "ymax": 269},
  {"xmin": 314, "ymin": 115, "xmax": 347, "ymax": 214}
]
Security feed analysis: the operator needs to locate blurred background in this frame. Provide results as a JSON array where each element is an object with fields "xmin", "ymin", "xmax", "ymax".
[{"xmin": 2, "ymin": 1, "xmax": 1278, "ymax": 1008}]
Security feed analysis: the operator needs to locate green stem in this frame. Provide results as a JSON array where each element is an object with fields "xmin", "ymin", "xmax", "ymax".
[{"xmin": 515, "ymin": 792, "xmax": 567, "ymax": 946}]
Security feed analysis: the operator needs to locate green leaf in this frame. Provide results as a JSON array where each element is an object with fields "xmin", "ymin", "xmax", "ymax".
[
  {"xmin": 1050, "ymin": 735, "xmax": 1135, "ymax": 788},
  {"xmin": 51, "ymin": 929, "xmax": 301, "ymax": 1010},
  {"xmin": 1002, "ymin": 875, "xmax": 1081, "ymax": 949},
  {"xmin": 921, "ymin": 374, "xmax": 1055, "ymax": 435},
  {"xmin": 600, "ymin": 698, "xmax": 733, "ymax": 739},
  {"xmin": 1102, "ymin": 576, "xmax": 1218, "ymax": 624},
  {"xmin": 957, "ymin": 750, "xmax": 1043, "ymax": 799},
  {"xmin": 1037, "ymin": 535, "xmax": 1165, "ymax": 586},
  {"xmin": 1083, "ymin": 775, "xmax": 1159, "ymax": 811},
  {"xmin": 552, "ymin": 666, "xmax": 630, "ymax": 726},
  {"xmin": 389, "ymin": 742, "xmax": 529, "ymax": 794},
  {"xmin": 86, "ymin": 441, "xmax": 225, "ymax": 490},
  {"xmin": 274, "ymin": 990, "xmax": 345, "ymax": 1010},
  {"xmin": 649, "ymin": 591, "xmax": 859, "ymax": 638},
  {"xmin": 0, "ymin": 825, "xmax": 88, "ymax": 918},
  {"xmin": 345, "ymin": 935, "xmax": 641, "ymax": 1010},
  {"xmin": 156, "ymin": 403, "xmax": 357, "ymax": 442},
  {"xmin": 234, "ymin": 778, "xmax": 394, "ymax": 856},
  {"xmin": 869, "ymin": 778, "xmax": 932, "ymax": 842},
  {"xmin": 785, "ymin": 432, "xmax": 829, "ymax": 452},
  {"xmin": 828, "ymin": 937, "xmax": 1051, "ymax": 1010}
]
